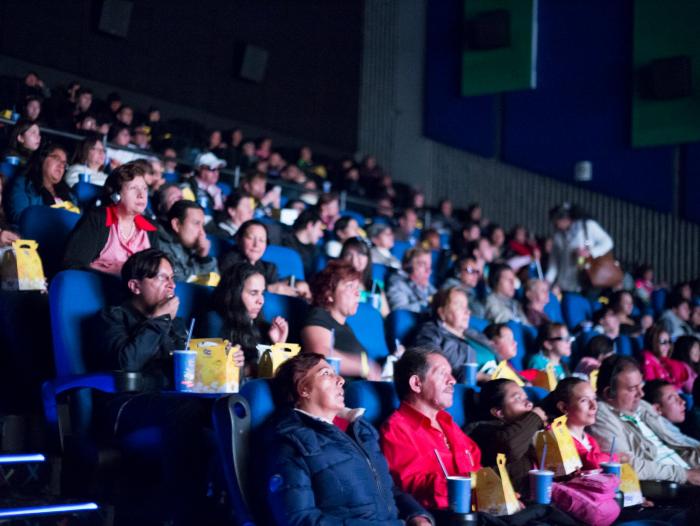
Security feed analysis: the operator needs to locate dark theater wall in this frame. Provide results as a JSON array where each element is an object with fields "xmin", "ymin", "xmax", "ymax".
[{"xmin": 0, "ymin": 0, "xmax": 362, "ymax": 151}]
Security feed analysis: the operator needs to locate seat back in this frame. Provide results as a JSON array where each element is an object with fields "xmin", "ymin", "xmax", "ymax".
[
  {"xmin": 261, "ymin": 244, "xmax": 305, "ymax": 281},
  {"xmin": 344, "ymin": 380, "xmax": 399, "ymax": 429},
  {"xmin": 562, "ymin": 292, "xmax": 593, "ymax": 330},
  {"xmin": 240, "ymin": 379, "xmax": 277, "ymax": 432},
  {"xmin": 173, "ymin": 281, "xmax": 215, "ymax": 336},
  {"xmin": 543, "ymin": 292, "xmax": 564, "ymax": 323},
  {"xmin": 390, "ymin": 240, "xmax": 412, "ymax": 262},
  {"xmin": 261, "ymin": 292, "xmax": 309, "ymax": 343},
  {"xmin": 385, "ymin": 309, "xmax": 422, "ymax": 346},
  {"xmin": 506, "ymin": 320, "xmax": 534, "ymax": 371},
  {"xmin": 346, "ymin": 302, "xmax": 390, "ymax": 361},
  {"xmin": 207, "ymin": 235, "xmax": 235, "ymax": 259},
  {"xmin": 468, "ymin": 316, "xmax": 489, "ymax": 333},
  {"xmin": 340, "ymin": 210, "xmax": 366, "ymax": 226},
  {"xmin": 19, "ymin": 205, "xmax": 81, "ymax": 279},
  {"xmin": 371, "ymin": 263, "xmax": 391, "ymax": 285},
  {"xmin": 73, "ymin": 182, "xmax": 102, "ymax": 208}
]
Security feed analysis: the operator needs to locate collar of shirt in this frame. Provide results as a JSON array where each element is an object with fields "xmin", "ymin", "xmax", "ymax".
[
  {"xmin": 398, "ymin": 402, "xmax": 453, "ymax": 431},
  {"xmin": 105, "ymin": 204, "xmax": 157, "ymax": 232},
  {"xmin": 294, "ymin": 407, "xmax": 334, "ymax": 425}
]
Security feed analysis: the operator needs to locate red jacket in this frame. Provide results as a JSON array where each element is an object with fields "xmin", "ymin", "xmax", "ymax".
[
  {"xmin": 572, "ymin": 432, "xmax": 618, "ymax": 470},
  {"xmin": 380, "ymin": 403, "xmax": 481, "ymax": 510}
]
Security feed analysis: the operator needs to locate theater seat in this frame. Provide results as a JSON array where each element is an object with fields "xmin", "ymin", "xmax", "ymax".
[
  {"xmin": 261, "ymin": 244, "xmax": 305, "ymax": 281},
  {"xmin": 261, "ymin": 292, "xmax": 309, "ymax": 342},
  {"xmin": 344, "ymin": 380, "xmax": 399, "ymax": 429},
  {"xmin": 390, "ymin": 240, "xmax": 412, "ymax": 262},
  {"xmin": 19, "ymin": 205, "xmax": 81, "ymax": 280},
  {"xmin": 73, "ymin": 181, "xmax": 102, "ymax": 208},
  {"xmin": 371, "ymin": 263, "xmax": 391, "ymax": 285},
  {"xmin": 562, "ymin": 292, "xmax": 593, "ymax": 330},
  {"xmin": 385, "ymin": 309, "xmax": 423, "ymax": 347},
  {"xmin": 543, "ymin": 292, "xmax": 564, "ymax": 323},
  {"xmin": 346, "ymin": 302, "xmax": 390, "ymax": 361}
]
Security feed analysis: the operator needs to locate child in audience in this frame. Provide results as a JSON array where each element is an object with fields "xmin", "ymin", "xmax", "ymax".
[
  {"xmin": 527, "ymin": 323, "xmax": 572, "ymax": 380},
  {"xmin": 477, "ymin": 323, "xmax": 525, "ymax": 383},
  {"xmin": 339, "ymin": 237, "xmax": 389, "ymax": 317},
  {"xmin": 573, "ymin": 334, "xmax": 614, "ymax": 380}
]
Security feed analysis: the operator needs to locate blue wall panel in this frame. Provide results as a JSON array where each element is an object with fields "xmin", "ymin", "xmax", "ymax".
[{"xmin": 424, "ymin": 0, "xmax": 496, "ymax": 157}]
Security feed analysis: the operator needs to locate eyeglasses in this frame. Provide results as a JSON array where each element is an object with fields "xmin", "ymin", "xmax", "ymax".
[
  {"xmin": 47, "ymin": 154, "xmax": 68, "ymax": 167},
  {"xmin": 461, "ymin": 266, "xmax": 480, "ymax": 275},
  {"xmin": 658, "ymin": 339, "xmax": 672, "ymax": 345},
  {"xmin": 201, "ymin": 165, "xmax": 220, "ymax": 172},
  {"xmin": 150, "ymin": 273, "xmax": 175, "ymax": 284},
  {"xmin": 548, "ymin": 336, "xmax": 574, "ymax": 343}
]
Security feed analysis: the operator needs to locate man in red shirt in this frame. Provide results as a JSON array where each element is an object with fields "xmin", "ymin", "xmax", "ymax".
[{"xmin": 381, "ymin": 346, "xmax": 481, "ymax": 511}]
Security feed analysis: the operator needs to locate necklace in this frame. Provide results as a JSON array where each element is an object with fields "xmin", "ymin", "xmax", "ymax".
[{"xmin": 118, "ymin": 220, "xmax": 136, "ymax": 241}]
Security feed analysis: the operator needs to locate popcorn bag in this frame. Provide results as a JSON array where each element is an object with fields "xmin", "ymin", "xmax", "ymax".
[
  {"xmin": 0, "ymin": 240, "xmax": 46, "ymax": 292},
  {"xmin": 589, "ymin": 369, "xmax": 599, "ymax": 392},
  {"xmin": 474, "ymin": 453, "xmax": 520, "ymax": 516},
  {"xmin": 491, "ymin": 360, "xmax": 524, "ymax": 386},
  {"xmin": 189, "ymin": 338, "xmax": 239, "ymax": 393},
  {"xmin": 535, "ymin": 416, "xmax": 583, "ymax": 477},
  {"xmin": 620, "ymin": 463, "xmax": 644, "ymax": 507},
  {"xmin": 531, "ymin": 363, "xmax": 558, "ymax": 391},
  {"xmin": 50, "ymin": 201, "xmax": 80, "ymax": 215},
  {"xmin": 187, "ymin": 272, "xmax": 221, "ymax": 287},
  {"xmin": 257, "ymin": 343, "xmax": 301, "ymax": 378}
]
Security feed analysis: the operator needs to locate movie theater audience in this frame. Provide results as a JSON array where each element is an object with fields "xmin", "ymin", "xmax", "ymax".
[
  {"xmin": 386, "ymin": 247, "xmax": 436, "ymax": 313},
  {"xmin": 64, "ymin": 133, "xmax": 108, "ymax": 187}
]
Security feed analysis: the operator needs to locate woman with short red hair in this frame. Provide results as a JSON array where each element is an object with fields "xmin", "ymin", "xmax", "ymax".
[{"xmin": 301, "ymin": 260, "xmax": 382, "ymax": 379}]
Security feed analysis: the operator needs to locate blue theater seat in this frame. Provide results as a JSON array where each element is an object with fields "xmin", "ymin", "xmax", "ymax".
[
  {"xmin": 385, "ymin": 309, "xmax": 424, "ymax": 347},
  {"xmin": 261, "ymin": 244, "xmax": 305, "ymax": 281},
  {"xmin": 261, "ymin": 291, "xmax": 309, "ymax": 342},
  {"xmin": 346, "ymin": 302, "xmax": 390, "ymax": 361},
  {"xmin": 562, "ymin": 292, "xmax": 593, "ymax": 330}
]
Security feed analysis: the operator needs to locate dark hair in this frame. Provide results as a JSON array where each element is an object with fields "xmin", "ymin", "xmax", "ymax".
[
  {"xmin": 317, "ymin": 192, "xmax": 339, "ymax": 208},
  {"xmin": 643, "ymin": 323, "xmax": 670, "ymax": 356},
  {"xmin": 224, "ymin": 191, "xmax": 250, "ymax": 211},
  {"xmin": 103, "ymin": 160, "xmax": 148, "ymax": 198},
  {"xmin": 402, "ymin": 246, "xmax": 430, "ymax": 273},
  {"xmin": 273, "ymin": 352, "xmax": 326, "ymax": 406},
  {"xmin": 488, "ymin": 262, "xmax": 512, "ymax": 291},
  {"xmin": 25, "ymin": 143, "xmax": 70, "ymax": 197},
  {"xmin": 609, "ymin": 290, "xmax": 633, "ymax": 314},
  {"xmin": 121, "ymin": 249, "xmax": 172, "ymax": 291},
  {"xmin": 596, "ymin": 355, "xmax": 640, "ymax": 399},
  {"xmin": 548, "ymin": 202, "xmax": 585, "ymax": 222},
  {"xmin": 592, "ymin": 305, "xmax": 615, "ymax": 326},
  {"xmin": 212, "ymin": 262, "xmax": 267, "ymax": 364},
  {"xmin": 234, "ymin": 219, "xmax": 269, "ymax": 246},
  {"xmin": 333, "ymin": 216, "xmax": 354, "ymax": 235},
  {"xmin": 76, "ymin": 87, "xmax": 93, "ymax": 97},
  {"xmin": 582, "ymin": 335, "xmax": 614, "ymax": 360},
  {"xmin": 107, "ymin": 122, "xmax": 130, "ymax": 142},
  {"xmin": 483, "ymin": 322, "xmax": 508, "ymax": 341},
  {"xmin": 643, "ymin": 379, "xmax": 672, "ymax": 406},
  {"xmin": 394, "ymin": 346, "xmax": 442, "ymax": 401},
  {"xmin": 539, "ymin": 322, "xmax": 568, "ymax": 350},
  {"xmin": 310, "ymin": 259, "xmax": 362, "ymax": 310},
  {"xmin": 71, "ymin": 132, "xmax": 103, "ymax": 165},
  {"xmin": 8, "ymin": 119, "xmax": 40, "ymax": 154},
  {"xmin": 293, "ymin": 208, "xmax": 321, "ymax": 232},
  {"xmin": 542, "ymin": 377, "xmax": 587, "ymax": 420},
  {"xmin": 672, "ymin": 335, "xmax": 700, "ymax": 365},
  {"xmin": 167, "ymin": 200, "xmax": 203, "ymax": 226},
  {"xmin": 476, "ymin": 379, "xmax": 516, "ymax": 420},
  {"xmin": 339, "ymin": 237, "xmax": 373, "ymax": 289},
  {"xmin": 668, "ymin": 291, "xmax": 690, "ymax": 311},
  {"xmin": 431, "ymin": 286, "xmax": 466, "ymax": 320}
]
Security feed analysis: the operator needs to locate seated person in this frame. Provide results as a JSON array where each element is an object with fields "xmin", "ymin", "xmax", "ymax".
[
  {"xmin": 589, "ymin": 355, "xmax": 700, "ymax": 485},
  {"xmin": 415, "ymin": 286, "xmax": 494, "ymax": 382},
  {"xmin": 339, "ymin": 237, "xmax": 390, "ymax": 317},
  {"xmin": 592, "ymin": 305, "xmax": 621, "ymax": 341},
  {"xmin": 7, "ymin": 143, "xmax": 77, "ymax": 224},
  {"xmin": 573, "ymin": 334, "xmax": 614, "ymax": 380},
  {"xmin": 183, "ymin": 152, "xmax": 226, "ymax": 222},
  {"xmin": 0, "ymin": 176, "xmax": 19, "ymax": 247},
  {"xmin": 154, "ymin": 200, "xmax": 218, "ymax": 282},
  {"xmin": 64, "ymin": 161, "xmax": 157, "ymax": 275},
  {"xmin": 386, "ymin": 247, "xmax": 436, "ymax": 313},
  {"xmin": 64, "ymin": 132, "xmax": 108, "ymax": 187},
  {"xmin": 317, "ymin": 192, "xmax": 341, "ymax": 231},
  {"xmin": 301, "ymin": 260, "xmax": 382, "ymax": 379},
  {"xmin": 610, "ymin": 289, "xmax": 652, "ymax": 338},
  {"xmin": 280, "ymin": 208, "xmax": 323, "ymax": 280},
  {"xmin": 381, "ymin": 347, "xmax": 481, "ymax": 512},
  {"xmin": 642, "ymin": 324, "xmax": 696, "ymax": 393},
  {"xmin": 212, "ymin": 261, "xmax": 288, "ymax": 378},
  {"xmin": 3, "ymin": 119, "xmax": 41, "ymax": 167},
  {"xmin": 219, "ymin": 219, "xmax": 309, "ymax": 298},
  {"xmin": 394, "ymin": 207, "xmax": 419, "ymax": 244},
  {"xmin": 325, "ymin": 215, "xmax": 361, "ymax": 258},
  {"xmin": 466, "ymin": 379, "xmax": 547, "ymax": 498},
  {"xmin": 644, "ymin": 379, "xmax": 700, "ymax": 448},
  {"xmin": 440, "ymin": 254, "xmax": 486, "ymax": 318},
  {"xmin": 97, "ymin": 249, "xmax": 221, "ymax": 524},
  {"xmin": 240, "ymin": 170, "xmax": 280, "ymax": 214},
  {"xmin": 524, "ymin": 279, "xmax": 551, "ymax": 328},
  {"xmin": 478, "ymin": 323, "xmax": 525, "ymax": 383},
  {"xmin": 484, "ymin": 262, "xmax": 529, "ymax": 325},
  {"xmin": 265, "ymin": 353, "xmax": 432, "ymax": 526},
  {"xmin": 212, "ymin": 191, "xmax": 253, "ymax": 238},
  {"xmin": 368, "ymin": 222, "xmax": 401, "ymax": 269},
  {"xmin": 154, "ymin": 183, "xmax": 183, "ymax": 222},
  {"xmin": 659, "ymin": 292, "xmax": 695, "ymax": 341},
  {"xmin": 527, "ymin": 323, "xmax": 572, "ymax": 380}
]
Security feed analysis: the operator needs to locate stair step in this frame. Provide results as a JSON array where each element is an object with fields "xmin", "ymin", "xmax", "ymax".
[{"xmin": 0, "ymin": 453, "xmax": 45, "ymax": 464}]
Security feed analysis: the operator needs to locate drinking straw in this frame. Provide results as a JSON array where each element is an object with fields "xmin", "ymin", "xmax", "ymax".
[
  {"xmin": 290, "ymin": 275, "xmax": 296, "ymax": 288},
  {"xmin": 609, "ymin": 437, "xmax": 616, "ymax": 462},
  {"xmin": 539, "ymin": 442, "xmax": 547, "ymax": 471},
  {"xmin": 329, "ymin": 328, "xmax": 335, "ymax": 357},
  {"xmin": 395, "ymin": 338, "xmax": 401, "ymax": 353},
  {"xmin": 465, "ymin": 449, "xmax": 474, "ymax": 467},
  {"xmin": 434, "ymin": 449, "xmax": 449, "ymax": 479},
  {"xmin": 185, "ymin": 318, "xmax": 196, "ymax": 351},
  {"xmin": 535, "ymin": 258, "xmax": 544, "ymax": 280},
  {"xmin": 370, "ymin": 279, "xmax": 377, "ymax": 295}
]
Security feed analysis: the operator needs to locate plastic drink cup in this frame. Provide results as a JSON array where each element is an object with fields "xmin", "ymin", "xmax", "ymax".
[
  {"xmin": 6, "ymin": 156, "xmax": 20, "ymax": 166},
  {"xmin": 529, "ymin": 469, "xmax": 554, "ymax": 504},
  {"xmin": 447, "ymin": 476, "xmax": 472, "ymax": 514},
  {"xmin": 369, "ymin": 293, "xmax": 382, "ymax": 311},
  {"xmin": 173, "ymin": 350, "xmax": 197, "ymax": 392},
  {"xmin": 78, "ymin": 173, "xmax": 91, "ymax": 184},
  {"xmin": 326, "ymin": 356, "xmax": 341, "ymax": 375},
  {"xmin": 600, "ymin": 462, "xmax": 621, "ymax": 477},
  {"xmin": 463, "ymin": 363, "xmax": 478, "ymax": 387}
]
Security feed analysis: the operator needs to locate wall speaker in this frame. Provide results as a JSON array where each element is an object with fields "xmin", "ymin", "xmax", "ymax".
[
  {"xmin": 464, "ymin": 9, "xmax": 511, "ymax": 51},
  {"xmin": 639, "ymin": 56, "xmax": 692, "ymax": 100},
  {"xmin": 98, "ymin": 0, "xmax": 133, "ymax": 38},
  {"xmin": 233, "ymin": 42, "xmax": 269, "ymax": 83}
]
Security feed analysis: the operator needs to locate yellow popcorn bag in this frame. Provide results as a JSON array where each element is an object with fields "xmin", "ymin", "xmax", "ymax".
[
  {"xmin": 474, "ymin": 453, "xmax": 520, "ymax": 516},
  {"xmin": 620, "ymin": 463, "xmax": 644, "ymax": 507},
  {"xmin": 187, "ymin": 272, "xmax": 221, "ymax": 287},
  {"xmin": 589, "ymin": 368, "xmax": 599, "ymax": 392},
  {"xmin": 0, "ymin": 240, "xmax": 46, "ymax": 292},
  {"xmin": 531, "ymin": 363, "xmax": 558, "ymax": 391},
  {"xmin": 257, "ymin": 343, "xmax": 301, "ymax": 378},
  {"xmin": 491, "ymin": 360, "xmax": 524, "ymax": 386},
  {"xmin": 535, "ymin": 415, "xmax": 583, "ymax": 477},
  {"xmin": 189, "ymin": 338, "xmax": 240, "ymax": 393},
  {"xmin": 50, "ymin": 201, "xmax": 81, "ymax": 215}
]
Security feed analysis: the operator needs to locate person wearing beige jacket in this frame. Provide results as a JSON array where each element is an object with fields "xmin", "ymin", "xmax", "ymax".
[{"xmin": 589, "ymin": 355, "xmax": 700, "ymax": 485}]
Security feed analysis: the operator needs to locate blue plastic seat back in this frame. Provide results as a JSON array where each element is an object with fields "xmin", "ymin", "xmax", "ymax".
[
  {"xmin": 240, "ymin": 378, "xmax": 277, "ymax": 431},
  {"xmin": 19, "ymin": 205, "xmax": 81, "ymax": 279},
  {"xmin": 371, "ymin": 263, "xmax": 391, "ymax": 285},
  {"xmin": 469, "ymin": 316, "xmax": 489, "ymax": 333},
  {"xmin": 390, "ymin": 240, "xmax": 412, "ymax": 262},
  {"xmin": 386, "ymin": 309, "xmax": 422, "ymax": 346},
  {"xmin": 506, "ymin": 321, "xmax": 532, "ymax": 371},
  {"xmin": 651, "ymin": 288, "xmax": 668, "ymax": 318},
  {"xmin": 562, "ymin": 292, "xmax": 593, "ymax": 330},
  {"xmin": 340, "ymin": 210, "xmax": 366, "ymax": 226},
  {"xmin": 543, "ymin": 292, "xmax": 564, "ymax": 323},
  {"xmin": 207, "ymin": 235, "xmax": 235, "ymax": 259},
  {"xmin": 163, "ymin": 172, "xmax": 179, "ymax": 184},
  {"xmin": 261, "ymin": 292, "xmax": 309, "ymax": 343},
  {"xmin": 0, "ymin": 161, "xmax": 18, "ymax": 181},
  {"xmin": 344, "ymin": 380, "xmax": 399, "ymax": 429},
  {"xmin": 447, "ymin": 384, "xmax": 478, "ymax": 428},
  {"xmin": 617, "ymin": 334, "xmax": 633, "ymax": 357},
  {"xmin": 73, "ymin": 181, "xmax": 102, "ymax": 207},
  {"xmin": 346, "ymin": 302, "xmax": 390, "ymax": 361},
  {"xmin": 311, "ymin": 253, "xmax": 327, "ymax": 276},
  {"xmin": 261, "ymin": 244, "xmax": 305, "ymax": 281},
  {"xmin": 217, "ymin": 182, "xmax": 232, "ymax": 197},
  {"xmin": 173, "ymin": 281, "xmax": 215, "ymax": 336}
]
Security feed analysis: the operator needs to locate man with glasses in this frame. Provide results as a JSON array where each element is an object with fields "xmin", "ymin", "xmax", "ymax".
[
  {"xmin": 589, "ymin": 355, "xmax": 700, "ymax": 485},
  {"xmin": 185, "ymin": 151, "xmax": 226, "ymax": 223}
]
